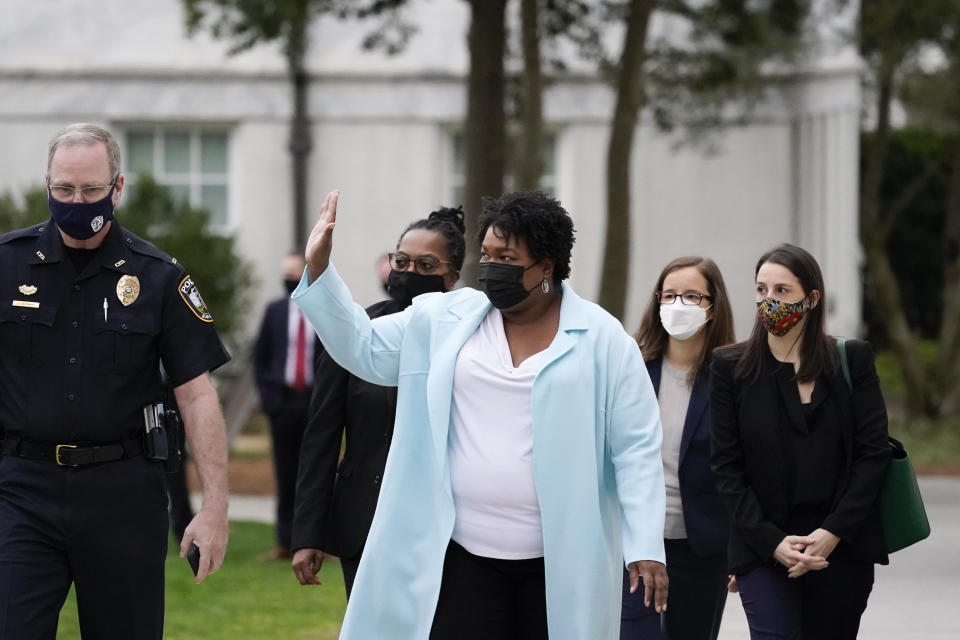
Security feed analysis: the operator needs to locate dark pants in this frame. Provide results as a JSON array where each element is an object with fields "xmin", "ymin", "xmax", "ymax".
[
  {"xmin": 341, "ymin": 552, "xmax": 361, "ymax": 600},
  {"xmin": 621, "ymin": 538, "xmax": 728, "ymax": 640},
  {"xmin": 165, "ymin": 453, "xmax": 193, "ymax": 542},
  {"xmin": 736, "ymin": 545, "xmax": 874, "ymax": 640},
  {"xmin": 0, "ymin": 454, "xmax": 168, "ymax": 640},
  {"xmin": 430, "ymin": 540, "xmax": 548, "ymax": 640},
  {"xmin": 267, "ymin": 397, "xmax": 310, "ymax": 547}
]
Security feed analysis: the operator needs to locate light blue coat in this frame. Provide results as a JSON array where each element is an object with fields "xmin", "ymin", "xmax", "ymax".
[{"xmin": 293, "ymin": 264, "xmax": 665, "ymax": 640}]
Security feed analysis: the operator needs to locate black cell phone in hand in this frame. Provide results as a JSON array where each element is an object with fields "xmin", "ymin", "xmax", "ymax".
[{"xmin": 186, "ymin": 543, "xmax": 201, "ymax": 576}]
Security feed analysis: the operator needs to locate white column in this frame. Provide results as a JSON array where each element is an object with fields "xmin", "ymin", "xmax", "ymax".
[{"xmin": 791, "ymin": 101, "xmax": 862, "ymax": 338}]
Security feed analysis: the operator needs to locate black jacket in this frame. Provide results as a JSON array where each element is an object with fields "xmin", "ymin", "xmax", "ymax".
[
  {"xmin": 290, "ymin": 299, "xmax": 401, "ymax": 558},
  {"xmin": 709, "ymin": 339, "xmax": 890, "ymax": 573},
  {"xmin": 252, "ymin": 298, "xmax": 321, "ymax": 416}
]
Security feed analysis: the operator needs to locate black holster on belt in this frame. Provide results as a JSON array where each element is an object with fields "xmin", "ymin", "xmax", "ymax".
[{"xmin": 143, "ymin": 403, "xmax": 169, "ymax": 464}]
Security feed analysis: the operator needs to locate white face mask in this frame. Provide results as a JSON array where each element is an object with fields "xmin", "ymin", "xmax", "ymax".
[{"xmin": 659, "ymin": 302, "xmax": 710, "ymax": 341}]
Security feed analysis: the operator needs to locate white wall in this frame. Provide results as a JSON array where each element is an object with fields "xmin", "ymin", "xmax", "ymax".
[
  {"xmin": 556, "ymin": 121, "xmax": 794, "ymax": 340},
  {"xmin": 0, "ymin": 0, "xmax": 864, "ymax": 344}
]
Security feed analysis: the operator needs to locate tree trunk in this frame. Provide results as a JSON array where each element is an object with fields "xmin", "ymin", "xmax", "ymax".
[
  {"xmin": 860, "ymin": 61, "xmax": 933, "ymax": 417},
  {"xmin": 598, "ymin": 0, "xmax": 654, "ymax": 319},
  {"xmin": 461, "ymin": 0, "xmax": 508, "ymax": 287},
  {"xmin": 516, "ymin": 0, "xmax": 543, "ymax": 192},
  {"xmin": 936, "ymin": 118, "xmax": 960, "ymax": 411},
  {"xmin": 288, "ymin": 24, "xmax": 312, "ymax": 250}
]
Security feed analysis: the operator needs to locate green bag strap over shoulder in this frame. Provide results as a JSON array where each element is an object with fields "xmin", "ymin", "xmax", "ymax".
[
  {"xmin": 834, "ymin": 337, "xmax": 930, "ymax": 554},
  {"xmin": 836, "ymin": 337, "xmax": 852, "ymax": 391}
]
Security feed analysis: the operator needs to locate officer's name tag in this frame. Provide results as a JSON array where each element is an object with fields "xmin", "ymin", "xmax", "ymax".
[{"xmin": 12, "ymin": 300, "xmax": 40, "ymax": 309}]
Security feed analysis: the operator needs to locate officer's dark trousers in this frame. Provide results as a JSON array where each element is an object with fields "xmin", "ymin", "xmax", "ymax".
[
  {"xmin": 620, "ymin": 538, "xmax": 728, "ymax": 640},
  {"xmin": 267, "ymin": 395, "xmax": 310, "ymax": 548},
  {"xmin": 0, "ymin": 455, "xmax": 168, "ymax": 640},
  {"xmin": 166, "ymin": 454, "xmax": 194, "ymax": 542},
  {"xmin": 735, "ymin": 545, "xmax": 874, "ymax": 640}
]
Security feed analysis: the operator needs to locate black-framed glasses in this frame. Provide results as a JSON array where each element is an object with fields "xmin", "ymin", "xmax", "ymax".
[
  {"xmin": 388, "ymin": 252, "xmax": 451, "ymax": 275},
  {"xmin": 657, "ymin": 291, "xmax": 712, "ymax": 306},
  {"xmin": 47, "ymin": 175, "xmax": 118, "ymax": 203}
]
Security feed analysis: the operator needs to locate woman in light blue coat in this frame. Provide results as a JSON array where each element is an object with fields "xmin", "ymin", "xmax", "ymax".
[{"xmin": 294, "ymin": 190, "xmax": 666, "ymax": 640}]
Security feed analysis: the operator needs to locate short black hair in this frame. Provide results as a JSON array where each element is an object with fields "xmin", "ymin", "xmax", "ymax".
[
  {"xmin": 477, "ymin": 191, "xmax": 576, "ymax": 285},
  {"xmin": 399, "ymin": 205, "xmax": 467, "ymax": 271}
]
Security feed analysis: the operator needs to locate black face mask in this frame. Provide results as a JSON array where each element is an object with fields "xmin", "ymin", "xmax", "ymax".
[
  {"xmin": 386, "ymin": 270, "xmax": 447, "ymax": 307},
  {"xmin": 477, "ymin": 261, "xmax": 540, "ymax": 310},
  {"xmin": 47, "ymin": 180, "xmax": 117, "ymax": 240},
  {"xmin": 283, "ymin": 279, "xmax": 300, "ymax": 295}
]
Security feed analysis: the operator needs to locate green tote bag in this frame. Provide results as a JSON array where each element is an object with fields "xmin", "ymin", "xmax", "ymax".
[{"xmin": 837, "ymin": 338, "xmax": 931, "ymax": 554}]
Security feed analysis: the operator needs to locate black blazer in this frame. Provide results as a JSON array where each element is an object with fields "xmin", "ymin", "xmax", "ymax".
[
  {"xmin": 648, "ymin": 359, "xmax": 728, "ymax": 557},
  {"xmin": 290, "ymin": 299, "xmax": 401, "ymax": 559},
  {"xmin": 252, "ymin": 297, "xmax": 321, "ymax": 415},
  {"xmin": 709, "ymin": 339, "xmax": 890, "ymax": 573}
]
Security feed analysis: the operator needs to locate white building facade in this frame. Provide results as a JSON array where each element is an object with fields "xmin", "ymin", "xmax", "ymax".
[{"xmin": 0, "ymin": 0, "xmax": 862, "ymax": 341}]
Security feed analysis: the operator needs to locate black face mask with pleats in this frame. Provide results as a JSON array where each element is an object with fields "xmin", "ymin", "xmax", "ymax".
[
  {"xmin": 477, "ymin": 261, "xmax": 539, "ymax": 310},
  {"xmin": 386, "ymin": 270, "xmax": 446, "ymax": 308}
]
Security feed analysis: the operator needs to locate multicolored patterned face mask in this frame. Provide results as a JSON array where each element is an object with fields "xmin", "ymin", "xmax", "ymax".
[{"xmin": 756, "ymin": 296, "xmax": 809, "ymax": 336}]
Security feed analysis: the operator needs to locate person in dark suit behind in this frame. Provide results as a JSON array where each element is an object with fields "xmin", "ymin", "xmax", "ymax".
[
  {"xmin": 710, "ymin": 243, "xmax": 890, "ymax": 640},
  {"xmin": 253, "ymin": 252, "xmax": 320, "ymax": 558},
  {"xmin": 621, "ymin": 257, "xmax": 736, "ymax": 640},
  {"xmin": 290, "ymin": 206, "xmax": 465, "ymax": 597}
]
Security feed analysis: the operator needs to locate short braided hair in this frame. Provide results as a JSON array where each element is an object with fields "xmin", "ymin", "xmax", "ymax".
[{"xmin": 399, "ymin": 205, "xmax": 466, "ymax": 270}]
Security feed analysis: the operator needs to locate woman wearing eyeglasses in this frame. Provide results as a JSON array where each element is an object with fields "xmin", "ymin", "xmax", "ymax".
[
  {"xmin": 290, "ymin": 206, "xmax": 464, "ymax": 596},
  {"xmin": 293, "ymin": 190, "xmax": 666, "ymax": 640},
  {"xmin": 621, "ymin": 257, "xmax": 736, "ymax": 640}
]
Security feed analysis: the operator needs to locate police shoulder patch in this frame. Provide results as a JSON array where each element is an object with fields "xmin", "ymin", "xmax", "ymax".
[{"xmin": 178, "ymin": 275, "xmax": 214, "ymax": 322}]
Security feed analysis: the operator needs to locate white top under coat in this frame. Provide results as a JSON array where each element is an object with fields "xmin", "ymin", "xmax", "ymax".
[
  {"xmin": 449, "ymin": 307, "xmax": 546, "ymax": 559},
  {"xmin": 659, "ymin": 358, "xmax": 692, "ymax": 539}
]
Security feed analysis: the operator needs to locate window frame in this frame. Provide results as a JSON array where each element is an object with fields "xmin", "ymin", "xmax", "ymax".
[{"xmin": 122, "ymin": 125, "xmax": 231, "ymax": 228}]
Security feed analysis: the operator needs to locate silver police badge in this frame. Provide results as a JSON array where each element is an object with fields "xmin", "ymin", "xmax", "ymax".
[
  {"xmin": 91, "ymin": 215, "xmax": 104, "ymax": 233},
  {"xmin": 116, "ymin": 275, "xmax": 141, "ymax": 306},
  {"xmin": 178, "ymin": 275, "xmax": 213, "ymax": 322}
]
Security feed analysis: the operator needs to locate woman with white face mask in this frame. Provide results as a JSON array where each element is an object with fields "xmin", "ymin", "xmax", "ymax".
[{"xmin": 622, "ymin": 257, "xmax": 736, "ymax": 640}]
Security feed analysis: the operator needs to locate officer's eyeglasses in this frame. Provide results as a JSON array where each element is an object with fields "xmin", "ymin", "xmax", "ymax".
[
  {"xmin": 388, "ymin": 252, "xmax": 451, "ymax": 275},
  {"xmin": 657, "ymin": 291, "xmax": 712, "ymax": 306},
  {"xmin": 47, "ymin": 175, "xmax": 119, "ymax": 203}
]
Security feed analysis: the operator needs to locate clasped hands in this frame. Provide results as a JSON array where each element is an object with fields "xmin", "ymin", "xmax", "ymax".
[{"xmin": 773, "ymin": 527, "xmax": 839, "ymax": 578}]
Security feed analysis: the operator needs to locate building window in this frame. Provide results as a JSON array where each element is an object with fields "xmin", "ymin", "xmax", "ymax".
[
  {"xmin": 449, "ymin": 130, "xmax": 557, "ymax": 206},
  {"xmin": 125, "ymin": 127, "xmax": 229, "ymax": 226}
]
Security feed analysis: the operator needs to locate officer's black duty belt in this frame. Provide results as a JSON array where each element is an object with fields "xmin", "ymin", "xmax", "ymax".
[{"xmin": 0, "ymin": 433, "xmax": 144, "ymax": 467}]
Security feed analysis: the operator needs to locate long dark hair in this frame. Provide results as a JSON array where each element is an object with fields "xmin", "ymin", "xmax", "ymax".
[
  {"xmin": 731, "ymin": 243, "xmax": 838, "ymax": 383},
  {"xmin": 399, "ymin": 205, "xmax": 467, "ymax": 270},
  {"xmin": 634, "ymin": 256, "xmax": 736, "ymax": 380}
]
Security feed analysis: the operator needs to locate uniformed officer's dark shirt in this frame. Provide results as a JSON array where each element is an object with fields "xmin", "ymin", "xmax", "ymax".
[{"xmin": 0, "ymin": 220, "xmax": 231, "ymax": 444}]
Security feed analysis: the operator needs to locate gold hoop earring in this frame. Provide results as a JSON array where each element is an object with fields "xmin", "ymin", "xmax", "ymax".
[{"xmin": 541, "ymin": 279, "xmax": 550, "ymax": 294}]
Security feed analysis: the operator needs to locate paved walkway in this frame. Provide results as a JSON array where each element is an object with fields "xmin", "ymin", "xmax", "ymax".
[{"xmin": 216, "ymin": 476, "xmax": 960, "ymax": 638}]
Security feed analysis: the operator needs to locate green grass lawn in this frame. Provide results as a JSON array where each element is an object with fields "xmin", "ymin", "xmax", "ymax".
[{"xmin": 56, "ymin": 521, "xmax": 347, "ymax": 639}]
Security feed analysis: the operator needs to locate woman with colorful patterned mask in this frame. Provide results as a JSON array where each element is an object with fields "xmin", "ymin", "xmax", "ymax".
[{"xmin": 710, "ymin": 244, "xmax": 890, "ymax": 640}]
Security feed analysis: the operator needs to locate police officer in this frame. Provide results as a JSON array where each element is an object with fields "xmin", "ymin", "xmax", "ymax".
[{"xmin": 0, "ymin": 123, "xmax": 231, "ymax": 639}]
